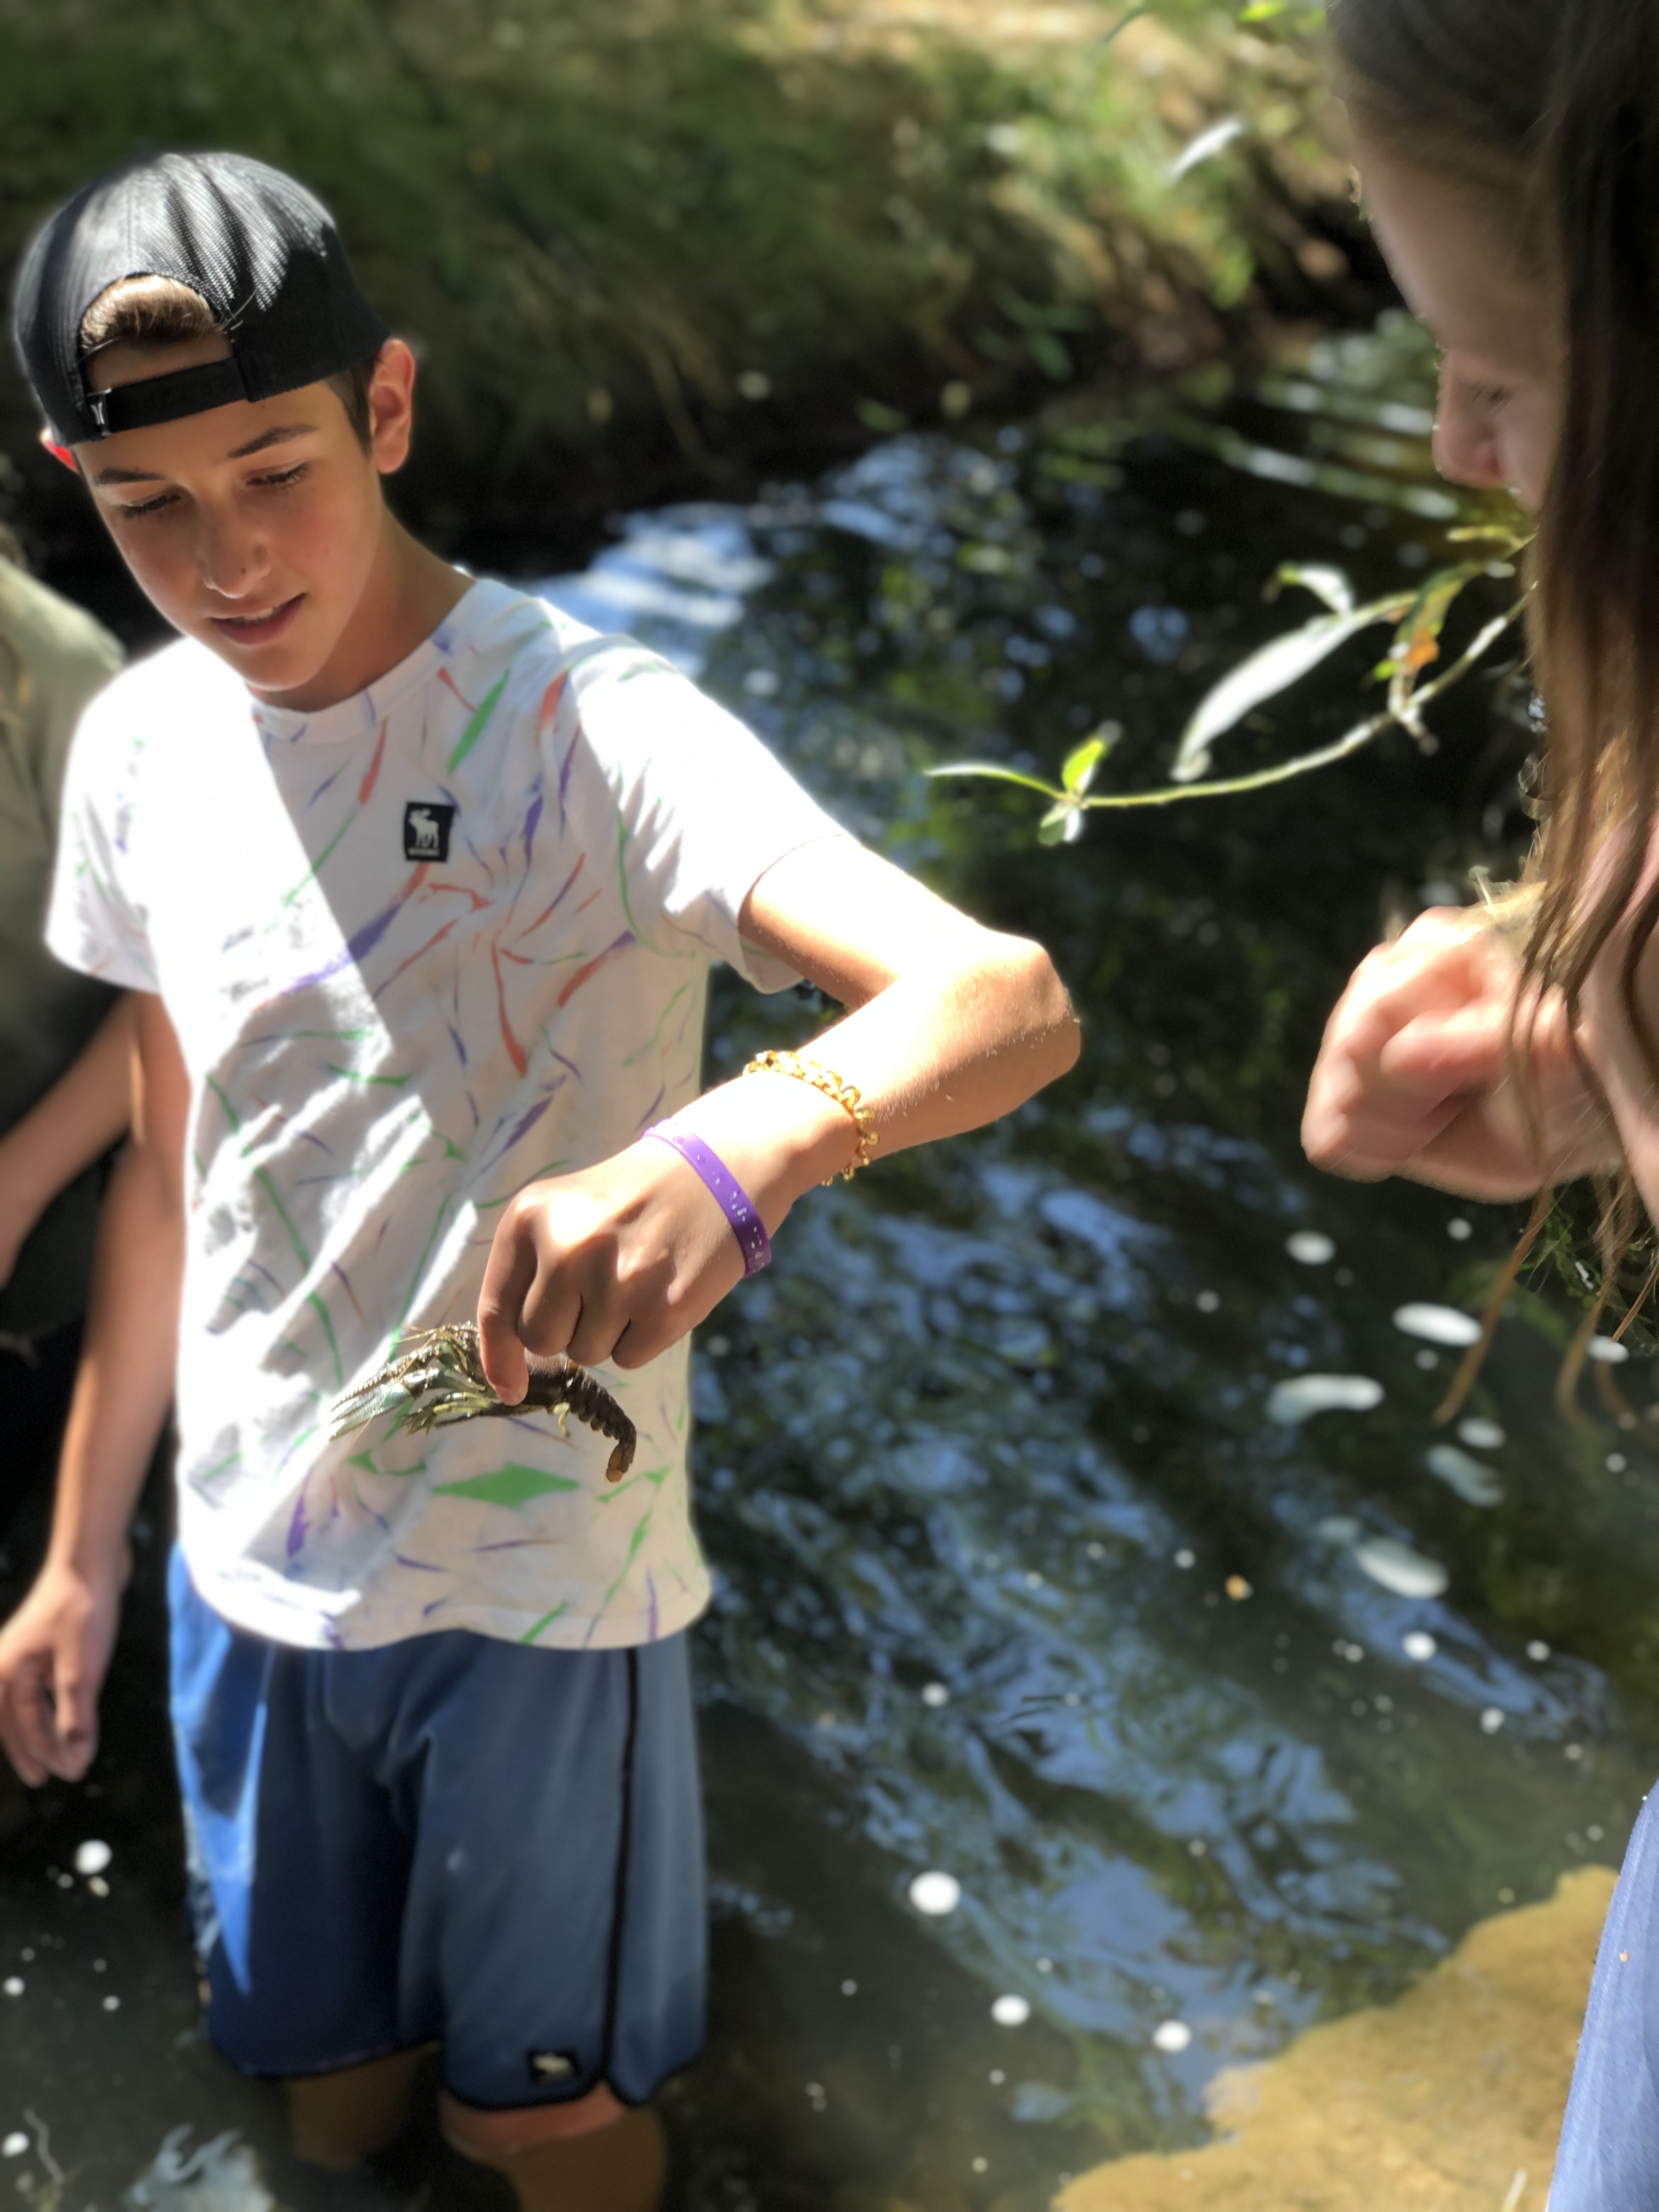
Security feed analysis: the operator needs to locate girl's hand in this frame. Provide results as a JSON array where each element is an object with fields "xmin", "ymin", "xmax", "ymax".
[
  {"xmin": 476, "ymin": 1138, "xmax": 751, "ymax": 1402},
  {"xmin": 1302, "ymin": 909, "xmax": 1611, "ymax": 1197}
]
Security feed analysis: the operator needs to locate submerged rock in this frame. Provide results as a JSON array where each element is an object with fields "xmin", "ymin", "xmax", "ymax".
[{"xmin": 1056, "ymin": 1865, "xmax": 1614, "ymax": 2211}]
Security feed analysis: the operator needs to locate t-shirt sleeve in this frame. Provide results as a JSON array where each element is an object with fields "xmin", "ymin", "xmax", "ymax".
[
  {"xmin": 44, "ymin": 689, "xmax": 158, "ymax": 991},
  {"xmin": 565, "ymin": 641, "xmax": 853, "ymax": 992}
]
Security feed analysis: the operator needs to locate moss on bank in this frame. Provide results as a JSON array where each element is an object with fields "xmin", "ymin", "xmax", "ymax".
[{"xmin": 0, "ymin": 0, "xmax": 1368, "ymax": 558}]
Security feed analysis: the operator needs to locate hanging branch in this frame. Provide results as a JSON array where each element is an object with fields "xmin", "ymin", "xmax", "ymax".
[{"xmin": 929, "ymin": 543, "xmax": 1528, "ymax": 842}]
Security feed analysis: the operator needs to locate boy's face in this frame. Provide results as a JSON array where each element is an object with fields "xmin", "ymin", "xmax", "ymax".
[{"xmin": 72, "ymin": 331, "xmax": 415, "ymax": 702}]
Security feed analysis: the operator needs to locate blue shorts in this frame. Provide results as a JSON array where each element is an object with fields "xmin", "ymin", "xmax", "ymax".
[
  {"xmin": 167, "ymin": 1548, "xmax": 706, "ymax": 2112},
  {"xmin": 1550, "ymin": 1788, "xmax": 1659, "ymax": 2209}
]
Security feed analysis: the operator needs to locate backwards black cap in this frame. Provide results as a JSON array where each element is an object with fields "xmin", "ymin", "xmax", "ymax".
[{"xmin": 13, "ymin": 150, "xmax": 390, "ymax": 445}]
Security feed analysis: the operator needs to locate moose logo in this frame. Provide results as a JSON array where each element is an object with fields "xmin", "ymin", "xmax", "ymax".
[{"xmin": 403, "ymin": 801, "xmax": 455, "ymax": 863}]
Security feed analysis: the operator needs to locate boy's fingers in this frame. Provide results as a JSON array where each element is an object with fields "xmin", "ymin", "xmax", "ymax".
[{"xmin": 477, "ymin": 1229, "xmax": 538, "ymax": 1404}]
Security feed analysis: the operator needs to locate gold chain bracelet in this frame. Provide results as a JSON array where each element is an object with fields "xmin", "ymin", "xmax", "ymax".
[{"xmin": 743, "ymin": 1049, "xmax": 879, "ymax": 1182}]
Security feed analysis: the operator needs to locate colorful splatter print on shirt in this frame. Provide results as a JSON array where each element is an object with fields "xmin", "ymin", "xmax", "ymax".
[{"xmin": 47, "ymin": 580, "xmax": 846, "ymax": 1651}]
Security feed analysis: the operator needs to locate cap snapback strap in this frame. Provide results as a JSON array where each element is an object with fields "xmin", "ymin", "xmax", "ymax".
[{"xmin": 85, "ymin": 354, "xmax": 250, "ymax": 437}]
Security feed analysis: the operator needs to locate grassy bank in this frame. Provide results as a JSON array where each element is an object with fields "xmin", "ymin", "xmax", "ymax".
[{"xmin": 0, "ymin": 0, "xmax": 1370, "ymax": 561}]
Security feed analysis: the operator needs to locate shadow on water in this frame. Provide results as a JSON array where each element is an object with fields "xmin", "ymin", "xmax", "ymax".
[{"xmin": 4, "ymin": 318, "xmax": 1655, "ymax": 2207}]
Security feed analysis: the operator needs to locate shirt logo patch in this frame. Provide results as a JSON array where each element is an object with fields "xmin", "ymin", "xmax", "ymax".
[
  {"xmin": 403, "ymin": 801, "xmax": 455, "ymax": 863},
  {"xmin": 529, "ymin": 2049, "xmax": 579, "ymax": 2085}
]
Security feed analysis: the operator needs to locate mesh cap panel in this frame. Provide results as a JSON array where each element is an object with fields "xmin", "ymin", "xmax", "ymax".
[{"xmin": 13, "ymin": 151, "xmax": 388, "ymax": 444}]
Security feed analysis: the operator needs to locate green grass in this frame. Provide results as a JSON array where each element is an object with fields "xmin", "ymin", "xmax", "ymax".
[{"xmin": 0, "ymin": 0, "xmax": 1355, "ymax": 550}]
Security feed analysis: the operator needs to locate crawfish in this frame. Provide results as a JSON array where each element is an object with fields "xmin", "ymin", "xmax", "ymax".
[{"xmin": 329, "ymin": 1322, "xmax": 636, "ymax": 1480}]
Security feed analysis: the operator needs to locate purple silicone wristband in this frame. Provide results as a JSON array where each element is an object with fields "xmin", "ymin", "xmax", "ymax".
[{"xmin": 644, "ymin": 1122, "xmax": 772, "ymax": 1276}]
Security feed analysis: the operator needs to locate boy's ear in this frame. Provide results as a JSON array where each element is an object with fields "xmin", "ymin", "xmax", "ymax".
[{"xmin": 37, "ymin": 426, "xmax": 78, "ymax": 473}]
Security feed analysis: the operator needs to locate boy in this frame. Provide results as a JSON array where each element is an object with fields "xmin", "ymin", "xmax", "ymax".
[{"xmin": 0, "ymin": 152, "xmax": 1079, "ymax": 2208}]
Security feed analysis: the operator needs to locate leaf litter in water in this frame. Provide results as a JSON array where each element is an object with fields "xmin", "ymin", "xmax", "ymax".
[
  {"xmin": 1392, "ymin": 1303, "xmax": 1483, "ymax": 1347},
  {"xmin": 1267, "ymin": 1374, "xmax": 1384, "ymax": 1425},
  {"xmin": 1352, "ymin": 1537, "xmax": 1450, "ymax": 1600},
  {"xmin": 1425, "ymin": 1443, "xmax": 1504, "ymax": 1507}
]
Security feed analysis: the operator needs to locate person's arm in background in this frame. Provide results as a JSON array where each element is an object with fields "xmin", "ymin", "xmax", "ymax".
[
  {"xmin": 0, "ymin": 993, "xmax": 134, "ymax": 1288},
  {"xmin": 0, "ymin": 992, "xmax": 186, "ymax": 1785},
  {"xmin": 478, "ymin": 837, "xmax": 1081, "ymax": 1393}
]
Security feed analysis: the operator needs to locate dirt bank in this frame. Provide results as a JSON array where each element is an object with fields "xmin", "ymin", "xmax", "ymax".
[{"xmin": 1058, "ymin": 1865, "xmax": 1614, "ymax": 2212}]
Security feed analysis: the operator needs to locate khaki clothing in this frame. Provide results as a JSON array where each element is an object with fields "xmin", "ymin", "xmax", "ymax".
[{"xmin": 0, "ymin": 559, "xmax": 122, "ymax": 1340}]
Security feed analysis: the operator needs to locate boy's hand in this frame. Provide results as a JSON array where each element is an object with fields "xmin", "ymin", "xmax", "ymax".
[
  {"xmin": 477, "ymin": 1139, "xmax": 753, "ymax": 1402},
  {"xmin": 0, "ymin": 1560, "xmax": 123, "ymax": 1787},
  {"xmin": 1302, "ymin": 908, "xmax": 1609, "ymax": 1197}
]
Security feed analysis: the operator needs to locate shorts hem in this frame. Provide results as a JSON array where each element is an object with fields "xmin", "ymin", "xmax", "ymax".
[
  {"xmin": 202, "ymin": 2022, "xmax": 439, "ymax": 2081},
  {"xmin": 440, "ymin": 2042, "xmax": 706, "ymax": 2117}
]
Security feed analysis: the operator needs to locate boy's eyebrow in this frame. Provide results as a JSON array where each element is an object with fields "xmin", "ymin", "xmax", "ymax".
[
  {"xmin": 91, "ymin": 422, "xmax": 319, "ymax": 485},
  {"xmin": 224, "ymin": 424, "xmax": 318, "ymax": 460}
]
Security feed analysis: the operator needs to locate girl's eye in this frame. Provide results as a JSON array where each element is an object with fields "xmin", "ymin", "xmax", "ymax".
[
  {"xmin": 1465, "ymin": 379, "xmax": 1513, "ymax": 411},
  {"xmin": 251, "ymin": 464, "xmax": 307, "ymax": 494},
  {"xmin": 120, "ymin": 490, "xmax": 179, "ymax": 520}
]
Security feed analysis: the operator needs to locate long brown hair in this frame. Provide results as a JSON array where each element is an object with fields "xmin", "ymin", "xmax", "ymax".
[{"xmin": 1332, "ymin": 0, "xmax": 1659, "ymax": 1401}]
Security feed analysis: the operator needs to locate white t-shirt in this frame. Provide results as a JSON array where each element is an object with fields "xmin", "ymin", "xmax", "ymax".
[{"xmin": 47, "ymin": 579, "xmax": 847, "ymax": 1651}]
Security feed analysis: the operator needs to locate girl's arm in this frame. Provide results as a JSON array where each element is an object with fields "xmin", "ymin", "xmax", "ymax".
[
  {"xmin": 1303, "ymin": 909, "xmax": 1617, "ymax": 1199},
  {"xmin": 0, "ymin": 994, "xmax": 136, "ymax": 1288},
  {"xmin": 478, "ymin": 839, "xmax": 1080, "ymax": 1396}
]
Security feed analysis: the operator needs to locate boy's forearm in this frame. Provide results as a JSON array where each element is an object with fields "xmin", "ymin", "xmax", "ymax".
[
  {"xmin": 680, "ymin": 934, "xmax": 1079, "ymax": 1218},
  {"xmin": 46, "ymin": 1132, "xmax": 182, "ymax": 1582},
  {"xmin": 0, "ymin": 996, "xmax": 134, "ymax": 1232}
]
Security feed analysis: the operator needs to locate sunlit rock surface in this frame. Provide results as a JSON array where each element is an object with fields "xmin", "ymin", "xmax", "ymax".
[{"xmin": 1057, "ymin": 1867, "xmax": 1613, "ymax": 2212}]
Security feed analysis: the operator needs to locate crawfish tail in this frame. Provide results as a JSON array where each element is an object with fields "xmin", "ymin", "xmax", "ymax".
[{"xmin": 520, "ymin": 1356, "xmax": 637, "ymax": 1480}]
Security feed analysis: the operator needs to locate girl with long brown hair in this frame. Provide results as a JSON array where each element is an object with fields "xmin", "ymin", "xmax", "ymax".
[{"xmin": 1304, "ymin": 1, "xmax": 1659, "ymax": 2196}]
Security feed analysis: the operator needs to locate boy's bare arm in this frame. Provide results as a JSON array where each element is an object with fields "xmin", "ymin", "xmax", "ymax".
[
  {"xmin": 0, "ymin": 994, "xmax": 136, "ymax": 1288},
  {"xmin": 0, "ymin": 993, "xmax": 187, "ymax": 1786},
  {"xmin": 479, "ymin": 838, "xmax": 1080, "ymax": 1397}
]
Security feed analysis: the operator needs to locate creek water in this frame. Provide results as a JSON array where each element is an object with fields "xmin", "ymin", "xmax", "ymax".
[{"xmin": 3, "ymin": 320, "xmax": 1654, "ymax": 2210}]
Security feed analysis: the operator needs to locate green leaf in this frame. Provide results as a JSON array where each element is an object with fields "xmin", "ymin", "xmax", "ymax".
[
  {"xmin": 1026, "ymin": 329, "xmax": 1075, "ymax": 383},
  {"xmin": 856, "ymin": 399, "xmax": 909, "ymax": 435},
  {"xmin": 1272, "ymin": 562, "xmax": 1355, "ymax": 617},
  {"xmin": 1171, "ymin": 590, "xmax": 1413, "ymax": 782},
  {"xmin": 1038, "ymin": 803, "xmax": 1074, "ymax": 844},
  {"xmin": 433, "ymin": 1463, "xmax": 583, "ymax": 1508},
  {"xmin": 1386, "ymin": 565, "xmax": 1483, "ymax": 695},
  {"xmin": 1062, "ymin": 733, "xmax": 1112, "ymax": 793},
  {"xmin": 927, "ymin": 761, "xmax": 1067, "ymax": 798}
]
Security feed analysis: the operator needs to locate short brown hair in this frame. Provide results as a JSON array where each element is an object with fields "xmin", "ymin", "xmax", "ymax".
[{"xmin": 78, "ymin": 274, "xmax": 378, "ymax": 448}]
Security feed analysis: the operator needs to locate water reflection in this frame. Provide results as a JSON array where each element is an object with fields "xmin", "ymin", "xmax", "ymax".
[{"xmin": 1, "ymin": 324, "xmax": 1651, "ymax": 2205}]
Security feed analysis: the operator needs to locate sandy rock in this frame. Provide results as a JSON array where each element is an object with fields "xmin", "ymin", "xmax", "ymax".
[{"xmin": 1056, "ymin": 1865, "xmax": 1615, "ymax": 2212}]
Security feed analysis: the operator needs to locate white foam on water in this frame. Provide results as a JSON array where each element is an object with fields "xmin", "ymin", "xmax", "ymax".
[
  {"xmin": 74, "ymin": 1839, "xmax": 111, "ymax": 1876},
  {"xmin": 1457, "ymin": 1418, "xmax": 1506, "ymax": 1449},
  {"xmin": 1392, "ymin": 1303, "xmax": 1482, "ymax": 1347},
  {"xmin": 909, "ymin": 1870, "xmax": 961, "ymax": 1916},
  {"xmin": 1425, "ymin": 1444, "xmax": 1504, "ymax": 1508},
  {"xmin": 125, "ymin": 2126, "xmax": 275, "ymax": 2212},
  {"xmin": 1266, "ymin": 1374, "xmax": 1385, "ymax": 1425},
  {"xmin": 1480, "ymin": 1707, "xmax": 1506, "ymax": 1735},
  {"xmin": 1352, "ymin": 1538, "xmax": 1450, "ymax": 1600},
  {"xmin": 991, "ymin": 1994, "xmax": 1031, "ymax": 2025},
  {"xmin": 1402, "ymin": 1630, "xmax": 1438, "ymax": 1662},
  {"xmin": 1152, "ymin": 2019, "xmax": 1194, "ymax": 2052},
  {"xmin": 1286, "ymin": 1231, "xmax": 1336, "ymax": 1265}
]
